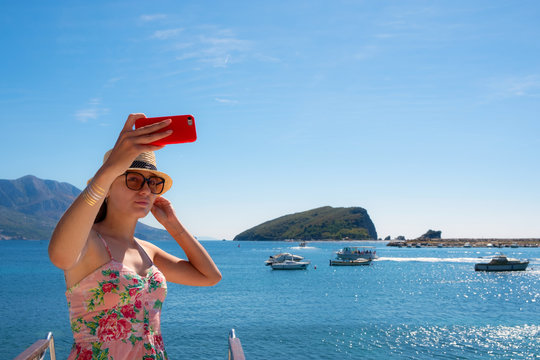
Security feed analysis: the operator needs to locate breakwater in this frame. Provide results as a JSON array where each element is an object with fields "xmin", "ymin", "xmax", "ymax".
[{"xmin": 387, "ymin": 238, "xmax": 540, "ymax": 248}]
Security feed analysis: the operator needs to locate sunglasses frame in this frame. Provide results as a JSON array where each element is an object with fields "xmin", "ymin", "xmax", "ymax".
[{"xmin": 123, "ymin": 171, "xmax": 165, "ymax": 194}]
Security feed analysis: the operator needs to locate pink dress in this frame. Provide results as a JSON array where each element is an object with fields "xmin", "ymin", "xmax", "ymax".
[{"xmin": 66, "ymin": 233, "xmax": 168, "ymax": 360}]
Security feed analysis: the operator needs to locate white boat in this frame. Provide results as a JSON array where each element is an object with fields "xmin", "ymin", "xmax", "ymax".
[
  {"xmin": 265, "ymin": 253, "xmax": 304, "ymax": 266},
  {"xmin": 511, "ymin": 243, "xmax": 518, "ymax": 248},
  {"xmin": 463, "ymin": 242, "xmax": 471, "ymax": 248},
  {"xmin": 271, "ymin": 260, "xmax": 310, "ymax": 270},
  {"xmin": 336, "ymin": 246, "xmax": 378, "ymax": 260},
  {"xmin": 474, "ymin": 254, "xmax": 529, "ymax": 272},
  {"xmin": 329, "ymin": 258, "xmax": 371, "ymax": 266}
]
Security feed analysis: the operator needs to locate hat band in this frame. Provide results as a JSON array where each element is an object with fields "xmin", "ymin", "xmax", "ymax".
[{"xmin": 130, "ymin": 160, "xmax": 158, "ymax": 171}]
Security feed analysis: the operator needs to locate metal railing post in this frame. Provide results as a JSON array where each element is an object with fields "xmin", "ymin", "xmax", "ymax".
[{"xmin": 228, "ymin": 328, "xmax": 246, "ymax": 360}]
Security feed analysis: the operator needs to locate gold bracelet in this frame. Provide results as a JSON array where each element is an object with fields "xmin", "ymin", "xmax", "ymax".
[{"xmin": 82, "ymin": 182, "xmax": 106, "ymax": 207}]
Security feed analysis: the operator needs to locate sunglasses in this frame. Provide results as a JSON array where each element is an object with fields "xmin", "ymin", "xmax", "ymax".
[{"xmin": 123, "ymin": 171, "xmax": 165, "ymax": 194}]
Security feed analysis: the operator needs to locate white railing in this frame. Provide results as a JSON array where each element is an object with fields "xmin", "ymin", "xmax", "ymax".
[
  {"xmin": 14, "ymin": 332, "xmax": 56, "ymax": 360},
  {"xmin": 228, "ymin": 328, "xmax": 246, "ymax": 360}
]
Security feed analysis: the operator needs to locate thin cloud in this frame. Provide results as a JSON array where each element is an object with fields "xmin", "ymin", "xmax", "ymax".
[
  {"xmin": 140, "ymin": 14, "xmax": 167, "ymax": 22},
  {"xmin": 195, "ymin": 34, "xmax": 251, "ymax": 68},
  {"xmin": 154, "ymin": 27, "xmax": 252, "ymax": 68},
  {"xmin": 75, "ymin": 109, "xmax": 99, "ymax": 123},
  {"xmin": 152, "ymin": 28, "xmax": 183, "ymax": 40},
  {"xmin": 75, "ymin": 102, "xmax": 109, "ymax": 123},
  {"xmin": 215, "ymin": 98, "xmax": 238, "ymax": 104},
  {"xmin": 354, "ymin": 45, "xmax": 379, "ymax": 60},
  {"xmin": 104, "ymin": 77, "xmax": 122, "ymax": 88},
  {"xmin": 485, "ymin": 75, "xmax": 540, "ymax": 100}
]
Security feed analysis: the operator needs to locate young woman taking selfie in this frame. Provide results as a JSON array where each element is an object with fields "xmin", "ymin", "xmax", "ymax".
[{"xmin": 48, "ymin": 113, "xmax": 221, "ymax": 360}]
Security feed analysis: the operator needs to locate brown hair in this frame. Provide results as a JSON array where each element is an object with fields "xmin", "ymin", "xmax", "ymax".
[{"xmin": 94, "ymin": 199, "xmax": 107, "ymax": 223}]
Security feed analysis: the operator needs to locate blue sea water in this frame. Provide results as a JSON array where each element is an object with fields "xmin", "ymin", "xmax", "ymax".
[{"xmin": 1, "ymin": 240, "xmax": 539, "ymax": 359}]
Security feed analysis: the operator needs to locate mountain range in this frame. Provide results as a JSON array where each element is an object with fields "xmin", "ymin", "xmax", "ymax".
[{"xmin": 0, "ymin": 175, "xmax": 173, "ymax": 240}]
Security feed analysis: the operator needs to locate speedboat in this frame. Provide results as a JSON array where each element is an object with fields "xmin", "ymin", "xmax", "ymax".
[
  {"xmin": 271, "ymin": 260, "xmax": 310, "ymax": 270},
  {"xmin": 265, "ymin": 253, "xmax": 304, "ymax": 266},
  {"xmin": 329, "ymin": 258, "xmax": 371, "ymax": 266},
  {"xmin": 474, "ymin": 254, "xmax": 529, "ymax": 272},
  {"xmin": 463, "ymin": 242, "xmax": 471, "ymax": 248},
  {"xmin": 336, "ymin": 246, "xmax": 378, "ymax": 260}
]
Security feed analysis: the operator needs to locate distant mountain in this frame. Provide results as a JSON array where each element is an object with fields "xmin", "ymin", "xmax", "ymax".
[
  {"xmin": 234, "ymin": 206, "xmax": 377, "ymax": 241},
  {"xmin": 0, "ymin": 175, "xmax": 173, "ymax": 241}
]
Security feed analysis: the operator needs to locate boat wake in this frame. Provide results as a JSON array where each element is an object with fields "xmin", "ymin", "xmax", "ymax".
[
  {"xmin": 377, "ymin": 257, "xmax": 482, "ymax": 263},
  {"xmin": 290, "ymin": 246, "xmax": 317, "ymax": 250}
]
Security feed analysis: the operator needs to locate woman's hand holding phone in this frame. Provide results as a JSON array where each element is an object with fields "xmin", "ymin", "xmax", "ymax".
[{"xmin": 102, "ymin": 113, "xmax": 173, "ymax": 177}]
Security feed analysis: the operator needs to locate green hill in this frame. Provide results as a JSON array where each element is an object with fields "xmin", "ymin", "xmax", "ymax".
[
  {"xmin": 0, "ymin": 175, "xmax": 173, "ymax": 241},
  {"xmin": 233, "ymin": 206, "xmax": 377, "ymax": 241}
]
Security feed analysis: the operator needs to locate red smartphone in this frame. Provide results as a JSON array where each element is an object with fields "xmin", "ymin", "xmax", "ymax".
[{"xmin": 134, "ymin": 115, "xmax": 197, "ymax": 146}]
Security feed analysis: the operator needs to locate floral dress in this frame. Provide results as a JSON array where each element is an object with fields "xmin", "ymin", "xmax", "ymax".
[{"xmin": 66, "ymin": 233, "xmax": 168, "ymax": 360}]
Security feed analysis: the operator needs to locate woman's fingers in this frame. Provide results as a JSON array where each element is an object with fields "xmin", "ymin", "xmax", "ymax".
[
  {"xmin": 122, "ymin": 113, "xmax": 171, "ymax": 135},
  {"xmin": 123, "ymin": 113, "xmax": 146, "ymax": 132},
  {"xmin": 133, "ymin": 128, "xmax": 173, "ymax": 145}
]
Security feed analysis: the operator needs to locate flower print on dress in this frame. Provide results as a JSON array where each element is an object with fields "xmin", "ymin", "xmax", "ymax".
[
  {"xmin": 66, "ymin": 235, "xmax": 168, "ymax": 360},
  {"xmin": 148, "ymin": 269, "xmax": 166, "ymax": 293},
  {"xmin": 97, "ymin": 312, "xmax": 132, "ymax": 342},
  {"xmin": 85, "ymin": 272, "xmax": 120, "ymax": 312}
]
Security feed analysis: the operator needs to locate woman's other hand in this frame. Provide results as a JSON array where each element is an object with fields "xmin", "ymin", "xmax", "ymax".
[{"xmin": 151, "ymin": 196, "xmax": 177, "ymax": 227}]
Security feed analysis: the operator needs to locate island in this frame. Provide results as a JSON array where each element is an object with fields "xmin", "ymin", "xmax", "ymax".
[{"xmin": 233, "ymin": 206, "xmax": 377, "ymax": 241}]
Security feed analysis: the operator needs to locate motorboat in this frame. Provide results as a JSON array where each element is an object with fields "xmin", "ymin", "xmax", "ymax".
[
  {"xmin": 271, "ymin": 259, "xmax": 310, "ymax": 270},
  {"xmin": 463, "ymin": 242, "xmax": 471, "ymax": 248},
  {"xmin": 329, "ymin": 258, "xmax": 371, "ymax": 266},
  {"xmin": 299, "ymin": 241, "xmax": 307, "ymax": 247},
  {"xmin": 265, "ymin": 253, "xmax": 304, "ymax": 266},
  {"xmin": 474, "ymin": 254, "xmax": 529, "ymax": 272},
  {"xmin": 336, "ymin": 246, "xmax": 378, "ymax": 260}
]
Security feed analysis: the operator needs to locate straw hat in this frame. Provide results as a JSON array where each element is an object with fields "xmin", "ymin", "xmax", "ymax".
[{"xmin": 89, "ymin": 150, "xmax": 173, "ymax": 194}]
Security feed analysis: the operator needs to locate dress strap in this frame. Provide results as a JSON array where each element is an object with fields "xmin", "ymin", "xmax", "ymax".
[{"xmin": 96, "ymin": 232, "xmax": 114, "ymax": 260}]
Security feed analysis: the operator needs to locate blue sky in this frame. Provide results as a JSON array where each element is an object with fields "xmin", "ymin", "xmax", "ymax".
[{"xmin": 2, "ymin": 1, "xmax": 539, "ymax": 240}]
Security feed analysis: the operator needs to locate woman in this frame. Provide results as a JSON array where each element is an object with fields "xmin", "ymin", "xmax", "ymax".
[{"xmin": 48, "ymin": 113, "xmax": 222, "ymax": 360}]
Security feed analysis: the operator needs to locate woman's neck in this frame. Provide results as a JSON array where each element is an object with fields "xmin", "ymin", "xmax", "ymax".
[{"xmin": 95, "ymin": 211, "xmax": 139, "ymax": 244}]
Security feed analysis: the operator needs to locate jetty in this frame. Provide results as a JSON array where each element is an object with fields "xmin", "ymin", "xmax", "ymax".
[{"xmin": 387, "ymin": 238, "xmax": 540, "ymax": 248}]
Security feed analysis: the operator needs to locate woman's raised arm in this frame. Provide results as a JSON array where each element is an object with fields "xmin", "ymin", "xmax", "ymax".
[
  {"xmin": 147, "ymin": 196, "xmax": 222, "ymax": 286},
  {"xmin": 48, "ymin": 113, "xmax": 172, "ymax": 270}
]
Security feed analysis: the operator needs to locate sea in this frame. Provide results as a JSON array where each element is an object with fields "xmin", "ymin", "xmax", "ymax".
[{"xmin": 1, "ymin": 240, "xmax": 539, "ymax": 359}]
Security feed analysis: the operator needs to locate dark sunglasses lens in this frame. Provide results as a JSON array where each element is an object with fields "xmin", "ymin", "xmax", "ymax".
[
  {"xmin": 148, "ymin": 177, "xmax": 165, "ymax": 194},
  {"xmin": 126, "ymin": 173, "xmax": 144, "ymax": 190}
]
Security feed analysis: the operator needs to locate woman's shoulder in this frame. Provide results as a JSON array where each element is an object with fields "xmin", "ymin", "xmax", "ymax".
[{"xmin": 136, "ymin": 238, "xmax": 164, "ymax": 260}]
